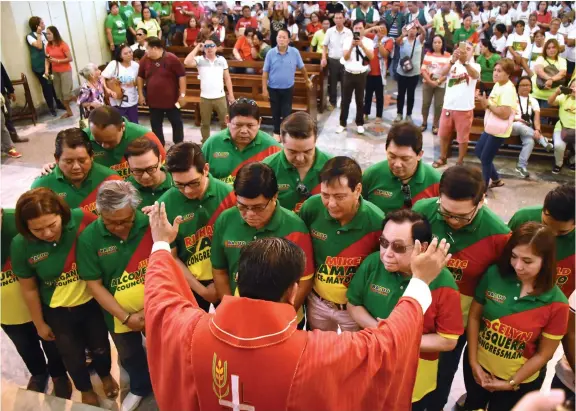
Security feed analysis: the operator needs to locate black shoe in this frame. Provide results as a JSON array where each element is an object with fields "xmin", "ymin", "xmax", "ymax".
[
  {"xmin": 50, "ymin": 109, "xmax": 57, "ymax": 117},
  {"xmin": 52, "ymin": 376, "xmax": 73, "ymax": 399},
  {"xmin": 27, "ymin": 372, "xmax": 49, "ymax": 393},
  {"xmin": 11, "ymin": 135, "xmax": 29, "ymax": 143},
  {"xmin": 552, "ymin": 165, "xmax": 562, "ymax": 174},
  {"xmin": 569, "ymin": 163, "xmax": 575, "ymax": 171},
  {"xmin": 55, "ymin": 102, "xmax": 66, "ymax": 110}
]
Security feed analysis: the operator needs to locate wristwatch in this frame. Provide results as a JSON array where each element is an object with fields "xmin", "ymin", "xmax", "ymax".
[
  {"xmin": 509, "ymin": 380, "xmax": 520, "ymax": 391},
  {"xmin": 463, "ymin": 61, "xmax": 469, "ymax": 67},
  {"xmin": 180, "ymin": 93, "xmax": 186, "ymax": 98}
]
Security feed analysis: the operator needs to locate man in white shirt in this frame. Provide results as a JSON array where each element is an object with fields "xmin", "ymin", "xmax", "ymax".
[
  {"xmin": 351, "ymin": 1, "xmax": 380, "ymax": 28},
  {"xmin": 130, "ymin": 28, "xmax": 148, "ymax": 52},
  {"xmin": 184, "ymin": 38, "xmax": 235, "ymax": 143},
  {"xmin": 321, "ymin": 11, "xmax": 352, "ymax": 110},
  {"xmin": 405, "ymin": 1, "xmax": 431, "ymax": 29},
  {"xmin": 337, "ymin": 20, "xmax": 373, "ymax": 135}
]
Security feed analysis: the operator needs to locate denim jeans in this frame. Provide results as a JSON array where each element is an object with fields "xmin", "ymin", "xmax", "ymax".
[
  {"xmin": 512, "ymin": 122, "xmax": 548, "ymax": 168},
  {"xmin": 475, "ymin": 132, "xmax": 504, "ymax": 187},
  {"xmin": 110, "ymin": 331, "xmax": 152, "ymax": 397},
  {"xmin": 553, "ymin": 129, "xmax": 575, "ymax": 167}
]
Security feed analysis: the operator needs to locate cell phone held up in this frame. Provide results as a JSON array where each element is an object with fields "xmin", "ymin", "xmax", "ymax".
[
  {"xmin": 353, "ymin": 31, "xmax": 360, "ymax": 41},
  {"xmin": 404, "ymin": 21, "xmax": 416, "ymax": 32},
  {"xmin": 560, "ymin": 86, "xmax": 571, "ymax": 95}
]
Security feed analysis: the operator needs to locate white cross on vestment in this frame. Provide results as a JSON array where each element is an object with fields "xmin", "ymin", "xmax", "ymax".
[{"xmin": 218, "ymin": 375, "xmax": 255, "ymax": 411}]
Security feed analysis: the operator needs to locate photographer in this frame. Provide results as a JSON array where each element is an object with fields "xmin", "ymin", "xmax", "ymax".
[{"xmin": 336, "ymin": 19, "xmax": 373, "ymax": 135}]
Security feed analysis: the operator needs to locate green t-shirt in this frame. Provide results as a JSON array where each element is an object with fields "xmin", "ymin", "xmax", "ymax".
[
  {"xmin": 126, "ymin": 168, "xmax": 173, "ymax": 209},
  {"xmin": 474, "ymin": 264, "xmax": 568, "ymax": 382},
  {"xmin": 553, "ymin": 94, "xmax": 576, "ymax": 132},
  {"xmin": 412, "ymin": 197, "xmax": 510, "ymax": 325},
  {"xmin": 31, "ymin": 163, "xmax": 122, "ymax": 214},
  {"xmin": 362, "ymin": 160, "xmax": 440, "ymax": 214},
  {"xmin": 477, "ymin": 53, "xmax": 501, "ymax": 83},
  {"xmin": 531, "ymin": 56, "xmax": 568, "ymax": 100},
  {"xmin": 159, "ymin": 175, "xmax": 236, "ymax": 281},
  {"xmin": 83, "ymin": 119, "xmax": 164, "ymax": 179},
  {"xmin": 160, "ymin": 4, "xmax": 172, "ymax": 17},
  {"xmin": 106, "ymin": 13, "xmax": 127, "ymax": 46},
  {"xmin": 211, "ymin": 204, "xmax": 315, "ymax": 292},
  {"xmin": 150, "ymin": 2, "xmax": 163, "ymax": 14},
  {"xmin": 452, "ymin": 26, "xmax": 476, "ymax": 44},
  {"xmin": 262, "ymin": 148, "xmax": 332, "ymax": 212},
  {"xmin": 128, "ymin": 12, "xmax": 143, "ymax": 29},
  {"xmin": 119, "ymin": 4, "xmax": 135, "ymax": 24},
  {"xmin": 77, "ymin": 211, "xmax": 152, "ymax": 333},
  {"xmin": 1, "ymin": 209, "xmax": 32, "ymax": 325},
  {"xmin": 11, "ymin": 209, "xmax": 95, "ymax": 308},
  {"xmin": 508, "ymin": 205, "xmax": 575, "ymax": 298},
  {"xmin": 311, "ymin": 30, "xmax": 326, "ymax": 53},
  {"xmin": 202, "ymin": 129, "xmax": 282, "ymax": 184},
  {"xmin": 299, "ymin": 196, "xmax": 384, "ymax": 304}
]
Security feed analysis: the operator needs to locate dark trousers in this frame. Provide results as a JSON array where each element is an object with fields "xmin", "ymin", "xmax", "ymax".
[
  {"xmin": 463, "ymin": 347, "xmax": 544, "ymax": 411},
  {"xmin": 110, "ymin": 331, "xmax": 152, "ymax": 397},
  {"xmin": 340, "ymin": 71, "xmax": 368, "ymax": 127},
  {"xmin": 412, "ymin": 390, "xmax": 434, "ymax": 411},
  {"xmin": 149, "ymin": 107, "xmax": 184, "ymax": 146},
  {"xmin": 363, "ymin": 75, "xmax": 384, "ymax": 118},
  {"xmin": 268, "ymin": 86, "xmax": 294, "ymax": 134},
  {"xmin": 391, "ymin": 43, "xmax": 400, "ymax": 80},
  {"xmin": 328, "ymin": 58, "xmax": 344, "ymax": 106},
  {"xmin": 396, "ymin": 74, "xmax": 419, "ymax": 116},
  {"xmin": 115, "ymin": 104, "xmax": 139, "ymax": 124},
  {"xmin": 1, "ymin": 321, "xmax": 67, "ymax": 378},
  {"xmin": 32, "ymin": 71, "xmax": 62, "ymax": 111},
  {"xmin": 475, "ymin": 132, "xmax": 504, "ymax": 188},
  {"xmin": 567, "ymin": 60, "xmax": 575, "ymax": 79},
  {"xmin": 43, "ymin": 299, "xmax": 112, "ymax": 392},
  {"xmin": 427, "ymin": 334, "xmax": 467, "ymax": 410},
  {"xmin": 551, "ymin": 374, "xmax": 575, "ymax": 401}
]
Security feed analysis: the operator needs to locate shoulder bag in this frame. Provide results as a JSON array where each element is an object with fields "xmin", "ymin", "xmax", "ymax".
[
  {"xmin": 105, "ymin": 61, "xmax": 124, "ymax": 105},
  {"xmin": 559, "ymin": 118, "xmax": 576, "ymax": 144},
  {"xmin": 536, "ymin": 58, "xmax": 563, "ymax": 90},
  {"xmin": 484, "ymin": 96, "xmax": 515, "ymax": 136},
  {"xmin": 399, "ymin": 39, "xmax": 417, "ymax": 73}
]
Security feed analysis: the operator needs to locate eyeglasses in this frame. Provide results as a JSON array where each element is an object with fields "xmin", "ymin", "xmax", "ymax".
[
  {"xmin": 379, "ymin": 237, "xmax": 414, "ymax": 254},
  {"xmin": 237, "ymin": 198, "xmax": 272, "ymax": 213},
  {"xmin": 204, "ymin": 43, "xmax": 216, "ymax": 48},
  {"xmin": 401, "ymin": 184, "xmax": 412, "ymax": 209},
  {"xmin": 231, "ymin": 97, "xmax": 257, "ymax": 106},
  {"xmin": 437, "ymin": 202, "xmax": 479, "ymax": 223},
  {"xmin": 296, "ymin": 183, "xmax": 312, "ymax": 199},
  {"xmin": 174, "ymin": 178, "xmax": 202, "ymax": 190},
  {"xmin": 130, "ymin": 162, "xmax": 160, "ymax": 176}
]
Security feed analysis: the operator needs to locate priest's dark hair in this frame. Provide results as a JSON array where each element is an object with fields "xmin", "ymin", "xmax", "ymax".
[
  {"xmin": 234, "ymin": 162, "xmax": 278, "ymax": 199},
  {"xmin": 237, "ymin": 238, "xmax": 305, "ymax": 302}
]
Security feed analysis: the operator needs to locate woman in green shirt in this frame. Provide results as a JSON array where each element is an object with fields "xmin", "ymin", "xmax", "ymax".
[
  {"xmin": 11, "ymin": 188, "xmax": 119, "ymax": 406},
  {"xmin": 452, "ymin": 14, "xmax": 479, "ymax": 45},
  {"xmin": 477, "ymin": 39, "xmax": 501, "ymax": 84}
]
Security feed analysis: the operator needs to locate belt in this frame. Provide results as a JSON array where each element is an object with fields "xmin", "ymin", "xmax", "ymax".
[
  {"xmin": 345, "ymin": 69, "xmax": 368, "ymax": 75},
  {"xmin": 312, "ymin": 289, "xmax": 347, "ymax": 310}
]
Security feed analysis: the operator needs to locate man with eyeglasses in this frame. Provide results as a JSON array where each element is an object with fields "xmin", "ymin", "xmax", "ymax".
[
  {"xmin": 508, "ymin": 184, "xmax": 575, "ymax": 299},
  {"xmin": 299, "ymin": 156, "xmax": 384, "ymax": 332},
  {"xmin": 32, "ymin": 128, "xmax": 122, "ymax": 215},
  {"xmin": 347, "ymin": 209, "xmax": 463, "ymax": 411},
  {"xmin": 201, "ymin": 99, "xmax": 281, "ymax": 184},
  {"xmin": 411, "ymin": 164, "xmax": 510, "ymax": 411},
  {"xmin": 263, "ymin": 112, "xmax": 332, "ymax": 212},
  {"xmin": 158, "ymin": 142, "xmax": 236, "ymax": 312},
  {"xmin": 125, "ymin": 137, "xmax": 173, "ymax": 209},
  {"xmin": 77, "ymin": 180, "xmax": 153, "ymax": 411},
  {"xmin": 362, "ymin": 122, "xmax": 440, "ymax": 214},
  {"xmin": 211, "ymin": 162, "xmax": 314, "ymax": 328}
]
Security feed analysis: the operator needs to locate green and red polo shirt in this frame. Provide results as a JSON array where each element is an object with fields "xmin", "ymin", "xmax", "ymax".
[
  {"xmin": 83, "ymin": 120, "xmax": 165, "ymax": 179},
  {"xmin": 31, "ymin": 163, "xmax": 122, "ymax": 215},
  {"xmin": 347, "ymin": 252, "xmax": 463, "ymax": 402},
  {"xmin": 201, "ymin": 129, "xmax": 282, "ymax": 184},
  {"xmin": 362, "ymin": 160, "xmax": 441, "ymax": 214},
  {"xmin": 159, "ymin": 175, "xmax": 236, "ymax": 281},
  {"xmin": 1, "ymin": 209, "xmax": 32, "ymax": 325},
  {"xmin": 299, "ymin": 196, "xmax": 385, "ymax": 304},
  {"xmin": 127, "ymin": 168, "xmax": 174, "ymax": 210},
  {"xmin": 413, "ymin": 197, "xmax": 510, "ymax": 325},
  {"xmin": 475, "ymin": 265, "xmax": 569, "ymax": 382},
  {"xmin": 508, "ymin": 205, "xmax": 575, "ymax": 299},
  {"xmin": 11, "ymin": 209, "xmax": 96, "ymax": 308},
  {"xmin": 263, "ymin": 148, "xmax": 333, "ymax": 213},
  {"xmin": 77, "ymin": 210, "xmax": 153, "ymax": 333}
]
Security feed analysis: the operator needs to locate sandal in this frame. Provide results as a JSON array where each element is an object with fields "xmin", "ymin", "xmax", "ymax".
[
  {"xmin": 489, "ymin": 179, "xmax": 505, "ymax": 188},
  {"xmin": 101, "ymin": 375, "xmax": 119, "ymax": 399},
  {"xmin": 432, "ymin": 126, "xmax": 439, "ymax": 135},
  {"xmin": 59, "ymin": 112, "xmax": 73, "ymax": 119},
  {"xmin": 420, "ymin": 125, "xmax": 427, "ymax": 132},
  {"xmin": 432, "ymin": 158, "xmax": 447, "ymax": 168}
]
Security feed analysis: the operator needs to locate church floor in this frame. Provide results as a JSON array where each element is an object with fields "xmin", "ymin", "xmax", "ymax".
[{"xmin": 1, "ymin": 82, "xmax": 570, "ymax": 410}]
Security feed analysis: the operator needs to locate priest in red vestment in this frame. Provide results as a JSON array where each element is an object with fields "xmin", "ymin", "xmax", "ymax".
[{"xmin": 144, "ymin": 202, "xmax": 452, "ymax": 411}]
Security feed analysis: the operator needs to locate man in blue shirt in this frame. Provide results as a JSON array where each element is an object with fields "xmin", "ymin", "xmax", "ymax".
[{"xmin": 262, "ymin": 29, "xmax": 312, "ymax": 141}]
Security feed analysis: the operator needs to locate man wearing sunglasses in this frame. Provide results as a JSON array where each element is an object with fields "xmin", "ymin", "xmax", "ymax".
[
  {"xmin": 362, "ymin": 122, "xmax": 440, "ymax": 214},
  {"xmin": 263, "ymin": 112, "xmax": 332, "ymax": 212},
  {"xmin": 201, "ymin": 99, "xmax": 281, "ymax": 184},
  {"xmin": 211, "ymin": 162, "xmax": 314, "ymax": 328},
  {"xmin": 125, "ymin": 137, "xmax": 173, "ymax": 210},
  {"xmin": 299, "ymin": 156, "xmax": 384, "ymax": 332},
  {"xmin": 158, "ymin": 142, "xmax": 236, "ymax": 312},
  {"xmin": 412, "ymin": 164, "xmax": 510, "ymax": 411},
  {"xmin": 130, "ymin": 28, "xmax": 147, "ymax": 52},
  {"xmin": 347, "ymin": 209, "xmax": 463, "ymax": 411}
]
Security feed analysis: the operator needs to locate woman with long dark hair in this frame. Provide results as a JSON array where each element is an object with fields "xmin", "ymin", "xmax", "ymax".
[
  {"xmin": 45, "ymin": 26, "xmax": 74, "ymax": 119},
  {"xmin": 102, "ymin": 44, "xmax": 140, "ymax": 123}
]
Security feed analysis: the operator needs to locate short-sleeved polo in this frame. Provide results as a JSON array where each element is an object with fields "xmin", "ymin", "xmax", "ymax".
[
  {"xmin": 77, "ymin": 211, "xmax": 152, "ymax": 333},
  {"xmin": 299, "ymin": 196, "xmax": 384, "ymax": 304},
  {"xmin": 263, "ymin": 47, "xmax": 304, "ymax": 89},
  {"xmin": 194, "ymin": 55, "xmax": 229, "ymax": 99},
  {"xmin": 262, "ymin": 148, "xmax": 332, "ymax": 212},
  {"xmin": 413, "ymin": 197, "xmax": 511, "ymax": 325},
  {"xmin": 362, "ymin": 160, "xmax": 440, "ymax": 214},
  {"xmin": 31, "ymin": 163, "xmax": 122, "ymax": 214},
  {"xmin": 11, "ymin": 209, "xmax": 96, "ymax": 308},
  {"xmin": 202, "ymin": 129, "xmax": 281, "ymax": 184},
  {"xmin": 508, "ymin": 205, "xmax": 575, "ymax": 298},
  {"xmin": 158, "ymin": 175, "xmax": 236, "ymax": 281},
  {"xmin": 126, "ymin": 168, "xmax": 173, "ymax": 209},
  {"xmin": 474, "ymin": 265, "xmax": 569, "ymax": 382}
]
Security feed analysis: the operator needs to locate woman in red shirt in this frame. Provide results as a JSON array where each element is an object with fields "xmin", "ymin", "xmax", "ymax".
[
  {"xmin": 306, "ymin": 12, "xmax": 322, "ymax": 39},
  {"xmin": 536, "ymin": 1, "xmax": 552, "ymax": 30},
  {"xmin": 183, "ymin": 17, "xmax": 199, "ymax": 47},
  {"xmin": 45, "ymin": 26, "xmax": 73, "ymax": 119}
]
